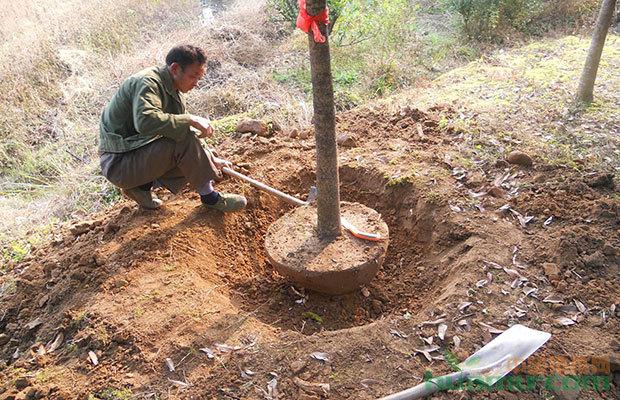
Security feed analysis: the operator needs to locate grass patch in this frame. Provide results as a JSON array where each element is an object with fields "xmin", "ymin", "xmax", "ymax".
[
  {"xmin": 405, "ymin": 34, "xmax": 620, "ymax": 170},
  {"xmin": 88, "ymin": 388, "xmax": 133, "ymax": 400}
]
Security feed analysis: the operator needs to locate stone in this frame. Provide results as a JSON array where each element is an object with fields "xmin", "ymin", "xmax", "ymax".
[
  {"xmin": 69, "ymin": 220, "xmax": 101, "ymax": 236},
  {"xmin": 25, "ymin": 388, "xmax": 44, "ymax": 400},
  {"xmin": 289, "ymin": 128, "xmax": 299, "ymax": 139},
  {"xmin": 14, "ymin": 377, "xmax": 30, "ymax": 390},
  {"xmin": 236, "ymin": 119, "xmax": 269, "ymax": 137},
  {"xmin": 542, "ymin": 263, "xmax": 561, "ymax": 281},
  {"xmin": 336, "ymin": 133, "xmax": 358, "ymax": 148},
  {"xmin": 505, "ymin": 151, "xmax": 533, "ymax": 167},
  {"xmin": 0, "ymin": 334, "xmax": 10, "ymax": 346},
  {"xmin": 299, "ymin": 130, "xmax": 310, "ymax": 140}
]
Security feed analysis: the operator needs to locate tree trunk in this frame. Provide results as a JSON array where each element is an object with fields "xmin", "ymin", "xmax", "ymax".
[
  {"xmin": 306, "ymin": 0, "xmax": 341, "ymax": 239},
  {"xmin": 576, "ymin": 0, "xmax": 617, "ymax": 104}
]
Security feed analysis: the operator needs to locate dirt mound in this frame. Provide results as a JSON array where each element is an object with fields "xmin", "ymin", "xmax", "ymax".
[{"xmin": 1, "ymin": 105, "xmax": 618, "ymax": 399}]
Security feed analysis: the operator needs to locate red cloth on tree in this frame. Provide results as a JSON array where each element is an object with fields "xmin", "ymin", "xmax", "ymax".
[{"xmin": 296, "ymin": 0, "xmax": 330, "ymax": 43}]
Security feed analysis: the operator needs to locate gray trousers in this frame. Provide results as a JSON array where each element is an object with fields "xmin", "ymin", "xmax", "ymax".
[{"xmin": 100, "ymin": 135, "xmax": 220, "ymax": 194}]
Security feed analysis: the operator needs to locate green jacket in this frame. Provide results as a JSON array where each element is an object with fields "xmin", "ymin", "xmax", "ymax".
[{"xmin": 99, "ymin": 66, "xmax": 192, "ymax": 153}]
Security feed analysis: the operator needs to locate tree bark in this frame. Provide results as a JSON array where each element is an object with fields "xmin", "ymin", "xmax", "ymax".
[
  {"xmin": 306, "ymin": 0, "xmax": 341, "ymax": 239},
  {"xmin": 576, "ymin": 0, "xmax": 617, "ymax": 104}
]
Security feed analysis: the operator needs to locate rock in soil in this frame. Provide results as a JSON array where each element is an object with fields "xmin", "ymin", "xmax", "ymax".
[
  {"xmin": 543, "ymin": 262, "xmax": 561, "ymax": 281},
  {"xmin": 337, "ymin": 133, "xmax": 358, "ymax": 148},
  {"xmin": 236, "ymin": 119, "xmax": 269, "ymax": 137},
  {"xmin": 14, "ymin": 377, "xmax": 31, "ymax": 391},
  {"xmin": 505, "ymin": 150, "xmax": 533, "ymax": 167}
]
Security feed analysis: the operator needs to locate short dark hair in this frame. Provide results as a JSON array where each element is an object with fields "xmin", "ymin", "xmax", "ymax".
[{"xmin": 165, "ymin": 45, "xmax": 206, "ymax": 68}]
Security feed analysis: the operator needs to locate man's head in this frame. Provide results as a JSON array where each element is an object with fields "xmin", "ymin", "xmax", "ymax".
[{"xmin": 165, "ymin": 45, "xmax": 206, "ymax": 93}]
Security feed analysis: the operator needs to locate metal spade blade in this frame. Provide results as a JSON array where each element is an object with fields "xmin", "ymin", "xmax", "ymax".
[{"xmin": 378, "ymin": 324, "xmax": 551, "ymax": 400}]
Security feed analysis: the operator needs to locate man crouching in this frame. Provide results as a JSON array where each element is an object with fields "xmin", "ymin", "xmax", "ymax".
[{"xmin": 99, "ymin": 44, "xmax": 246, "ymax": 212}]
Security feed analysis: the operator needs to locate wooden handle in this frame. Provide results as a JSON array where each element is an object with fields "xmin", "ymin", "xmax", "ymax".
[{"xmin": 222, "ymin": 167, "xmax": 306, "ymax": 206}]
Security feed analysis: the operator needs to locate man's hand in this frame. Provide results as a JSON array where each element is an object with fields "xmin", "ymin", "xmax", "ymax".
[{"xmin": 190, "ymin": 115, "xmax": 213, "ymax": 138}]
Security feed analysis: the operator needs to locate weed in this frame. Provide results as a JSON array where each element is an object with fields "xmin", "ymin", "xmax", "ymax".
[
  {"xmin": 163, "ymin": 264, "xmax": 176, "ymax": 272},
  {"xmin": 92, "ymin": 388, "xmax": 133, "ymax": 400},
  {"xmin": 133, "ymin": 306, "xmax": 145, "ymax": 318},
  {"xmin": 302, "ymin": 311, "xmax": 323, "ymax": 324},
  {"xmin": 70, "ymin": 310, "xmax": 89, "ymax": 328},
  {"xmin": 386, "ymin": 175, "xmax": 412, "ymax": 187}
]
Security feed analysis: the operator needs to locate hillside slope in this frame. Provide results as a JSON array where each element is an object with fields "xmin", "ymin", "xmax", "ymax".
[{"xmin": 1, "ymin": 31, "xmax": 619, "ymax": 396}]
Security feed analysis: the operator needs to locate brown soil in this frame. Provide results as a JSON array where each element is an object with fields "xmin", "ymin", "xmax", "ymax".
[
  {"xmin": 0, "ymin": 104, "xmax": 618, "ymax": 399},
  {"xmin": 265, "ymin": 202, "xmax": 389, "ymax": 295}
]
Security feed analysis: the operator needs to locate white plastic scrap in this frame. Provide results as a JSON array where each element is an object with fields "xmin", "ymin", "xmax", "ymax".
[
  {"xmin": 165, "ymin": 358, "xmax": 175, "ymax": 372},
  {"xmin": 543, "ymin": 216, "xmax": 554, "ymax": 227},
  {"xmin": 88, "ymin": 351, "xmax": 99, "ymax": 366}
]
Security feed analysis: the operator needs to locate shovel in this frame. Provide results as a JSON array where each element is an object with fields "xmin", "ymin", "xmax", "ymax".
[
  {"xmin": 378, "ymin": 324, "xmax": 551, "ymax": 400},
  {"xmin": 222, "ymin": 167, "xmax": 382, "ymax": 242}
]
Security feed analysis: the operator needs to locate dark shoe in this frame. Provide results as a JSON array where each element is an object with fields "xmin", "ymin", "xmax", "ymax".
[
  {"xmin": 122, "ymin": 187, "xmax": 162, "ymax": 209},
  {"xmin": 203, "ymin": 193, "xmax": 247, "ymax": 212}
]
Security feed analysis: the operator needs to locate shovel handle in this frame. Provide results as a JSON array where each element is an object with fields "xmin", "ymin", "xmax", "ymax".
[
  {"xmin": 378, "ymin": 371, "xmax": 468, "ymax": 400},
  {"xmin": 222, "ymin": 167, "xmax": 306, "ymax": 207}
]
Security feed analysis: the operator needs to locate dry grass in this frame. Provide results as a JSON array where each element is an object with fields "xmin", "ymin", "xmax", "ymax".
[{"xmin": 0, "ymin": 0, "xmax": 305, "ymax": 264}]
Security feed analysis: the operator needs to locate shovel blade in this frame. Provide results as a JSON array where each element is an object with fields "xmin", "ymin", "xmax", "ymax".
[{"xmin": 458, "ymin": 324, "xmax": 551, "ymax": 386}]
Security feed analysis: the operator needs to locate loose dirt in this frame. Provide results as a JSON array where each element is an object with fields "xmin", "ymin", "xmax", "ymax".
[{"xmin": 0, "ymin": 104, "xmax": 618, "ymax": 399}]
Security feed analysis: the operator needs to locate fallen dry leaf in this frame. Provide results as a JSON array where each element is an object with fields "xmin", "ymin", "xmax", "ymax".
[
  {"xmin": 200, "ymin": 347, "xmax": 215, "ymax": 359},
  {"xmin": 574, "ymin": 299, "xmax": 587, "ymax": 314},
  {"xmin": 294, "ymin": 377, "xmax": 330, "ymax": 396},
  {"xmin": 46, "ymin": 331, "xmax": 64, "ymax": 353},
  {"xmin": 479, "ymin": 322, "xmax": 505, "ymax": 334},
  {"xmin": 555, "ymin": 317, "xmax": 576, "ymax": 327},
  {"xmin": 310, "ymin": 352, "xmax": 330, "ymax": 363},
  {"xmin": 438, "ymin": 324, "xmax": 447, "ymax": 341},
  {"xmin": 543, "ymin": 294, "xmax": 564, "ymax": 304},
  {"xmin": 169, "ymin": 379, "xmax": 190, "ymax": 389},
  {"xmin": 390, "ymin": 329, "xmax": 409, "ymax": 339}
]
